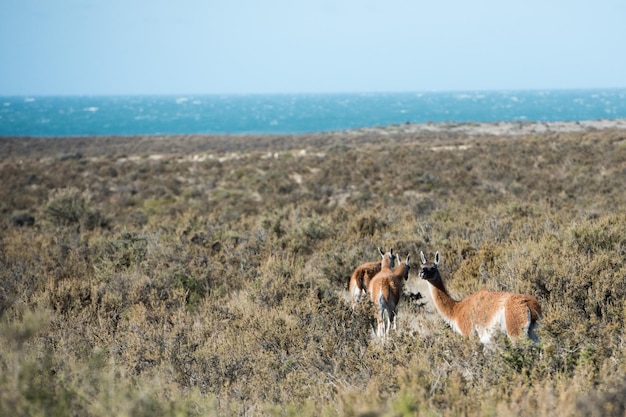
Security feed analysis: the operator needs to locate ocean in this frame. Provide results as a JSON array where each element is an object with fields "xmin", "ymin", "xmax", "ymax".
[{"xmin": 1, "ymin": 89, "xmax": 625, "ymax": 137}]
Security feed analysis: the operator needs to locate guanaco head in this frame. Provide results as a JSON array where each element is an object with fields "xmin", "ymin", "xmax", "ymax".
[
  {"xmin": 419, "ymin": 251, "xmax": 440, "ymax": 282},
  {"xmin": 378, "ymin": 247, "xmax": 395, "ymax": 269}
]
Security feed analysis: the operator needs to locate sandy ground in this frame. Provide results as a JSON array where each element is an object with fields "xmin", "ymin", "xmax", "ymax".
[{"xmin": 2, "ymin": 118, "xmax": 625, "ymax": 162}]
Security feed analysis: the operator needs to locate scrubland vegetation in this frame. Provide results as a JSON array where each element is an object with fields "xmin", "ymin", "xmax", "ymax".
[{"xmin": 1, "ymin": 125, "xmax": 626, "ymax": 416}]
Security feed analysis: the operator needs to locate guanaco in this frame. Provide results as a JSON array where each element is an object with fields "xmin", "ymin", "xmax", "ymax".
[
  {"xmin": 348, "ymin": 247, "xmax": 395, "ymax": 307},
  {"xmin": 368, "ymin": 253, "xmax": 411, "ymax": 338},
  {"xmin": 419, "ymin": 251, "xmax": 541, "ymax": 344}
]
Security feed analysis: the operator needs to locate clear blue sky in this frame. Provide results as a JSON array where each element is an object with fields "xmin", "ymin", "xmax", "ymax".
[{"xmin": 1, "ymin": 0, "xmax": 625, "ymax": 95}]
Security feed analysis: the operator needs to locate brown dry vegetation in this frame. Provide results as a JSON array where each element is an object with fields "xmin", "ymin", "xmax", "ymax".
[{"xmin": 1, "ymin": 125, "xmax": 626, "ymax": 416}]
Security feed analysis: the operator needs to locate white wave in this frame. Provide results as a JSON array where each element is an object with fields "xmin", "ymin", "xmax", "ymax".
[
  {"xmin": 175, "ymin": 97, "xmax": 189, "ymax": 104},
  {"xmin": 24, "ymin": 97, "xmax": 35, "ymax": 102},
  {"xmin": 83, "ymin": 107, "xmax": 98, "ymax": 112}
]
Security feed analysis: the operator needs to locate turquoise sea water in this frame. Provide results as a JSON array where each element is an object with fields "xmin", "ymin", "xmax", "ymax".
[{"xmin": 1, "ymin": 89, "xmax": 625, "ymax": 137}]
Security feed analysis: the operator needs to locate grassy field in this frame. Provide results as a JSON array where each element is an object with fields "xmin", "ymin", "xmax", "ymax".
[{"xmin": 1, "ymin": 124, "xmax": 626, "ymax": 416}]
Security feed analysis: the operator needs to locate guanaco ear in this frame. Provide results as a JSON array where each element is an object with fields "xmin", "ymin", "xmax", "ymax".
[
  {"xmin": 420, "ymin": 251, "xmax": 426, "ymax": 264},
  {"xmin": 405, "ymin": 254, "xmax": 410, "ymax": 265},
  {"xmin": 434, "ymin": 251, "xmax": 440, "ymax": 266}
]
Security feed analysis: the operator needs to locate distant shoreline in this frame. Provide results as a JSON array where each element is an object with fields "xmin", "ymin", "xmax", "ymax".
[
  {"xmin": 2, "ymin": 118, "xmax": 626, "ymax": 160},
  {"xmin": 344, "ymin": 118, "xmax": 626, "ymax": 137}
]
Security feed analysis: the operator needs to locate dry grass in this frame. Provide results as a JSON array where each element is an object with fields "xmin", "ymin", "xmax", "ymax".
[{"xmin": 2, "ymin": 126, "xmax": 626, "ymax": 416}]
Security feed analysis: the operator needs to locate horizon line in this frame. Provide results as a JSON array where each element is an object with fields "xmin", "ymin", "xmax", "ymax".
[{"xmin": 2, "ymin": 86, "xmax": 626, "ymax": 98}]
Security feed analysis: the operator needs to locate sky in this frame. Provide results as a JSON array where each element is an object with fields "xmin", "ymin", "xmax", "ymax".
[{"xmin": 0, "ymin": 0, "xmax": 625, "ymax": 96}]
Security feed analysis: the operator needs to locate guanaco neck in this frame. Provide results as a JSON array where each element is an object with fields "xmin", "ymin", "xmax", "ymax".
[
  {"xmin": 425, "ymin": 270, "xmax": 460, "ymax": 322},
  {"xmin": 394, "ymin": 262, "xmax": 410, "ymax": 282},
  {"xmin": 381, "ymin": 253, "xmax": 394, "ymax": 271}
]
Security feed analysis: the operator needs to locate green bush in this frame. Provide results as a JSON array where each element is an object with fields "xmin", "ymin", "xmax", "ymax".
[{"xmin": 44, "ymin": 187, "xmax": 88, "ymax": 227}]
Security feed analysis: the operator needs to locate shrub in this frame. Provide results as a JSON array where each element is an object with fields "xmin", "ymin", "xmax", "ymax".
[
  {"xmin": 44, "ymin": 187, "xmax": 88, "ymax": 227},
  {"xmin": 43, "ymin": 187, "xmax": 108, "ymax": 231},
  {"xmin": 3, "ymin": 128, "xmax": 626, "ymax": 416}
]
